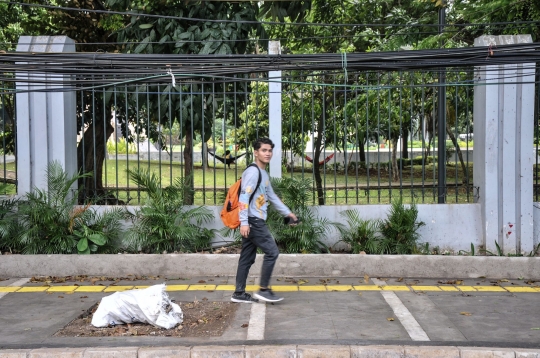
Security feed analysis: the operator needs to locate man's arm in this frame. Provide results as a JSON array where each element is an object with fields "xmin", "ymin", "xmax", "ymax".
[
  {"xmin": 266, "ymin": 183, "xmax": 292, "ymax": 217},
  {"xmin": 239, "ymin": 166, "xmax": 259, "ymax": 226}
]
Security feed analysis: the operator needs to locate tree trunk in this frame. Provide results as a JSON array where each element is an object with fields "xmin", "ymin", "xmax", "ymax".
[
  {"xmin": 359, "ymin": 135, "xmax": 366, "ymax": 162},
  {"xmin": 446, "ymin": 122, "xmax": 468, "ymax": 183},
  {"xmin": 402, "ymin": 128, "xmax": 409, "ymax": 159},
  {"xmin": 313, "ymin": 134, "xmax": 325, "ymax": 206},
  {"xmin": 77, "ymin": 114, "xmax": 116, "ymax": 204},
  {"xmin": 391, "ymin": 137, "xmax": 399, "ymax": 182},
  {"xmin": 183, "ymin": 129, "xmax": 194, "ymax": 205}
]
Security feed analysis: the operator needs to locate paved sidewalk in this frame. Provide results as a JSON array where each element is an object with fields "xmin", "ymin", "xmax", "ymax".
[{"xmin": 1, "ymin": 275, "xmax": 540, "ymax": 356}]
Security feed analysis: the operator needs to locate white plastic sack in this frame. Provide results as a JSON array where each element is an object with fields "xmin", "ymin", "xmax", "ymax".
[{"xmin": 91, "ymin": 283, "xmax": 183, "ymax": 329}]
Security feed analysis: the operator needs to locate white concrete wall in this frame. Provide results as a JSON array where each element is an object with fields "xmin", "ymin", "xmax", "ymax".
[{"xmin": 93, "ymin": 203, "xmax": 483, "ymax": 253}]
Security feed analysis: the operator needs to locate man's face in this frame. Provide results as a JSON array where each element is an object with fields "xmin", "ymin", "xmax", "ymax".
[{"xmin": 254, "ymin": 143, "xmax": 273, "ymax": 164}]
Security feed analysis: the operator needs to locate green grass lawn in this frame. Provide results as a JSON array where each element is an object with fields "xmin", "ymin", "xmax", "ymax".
[{"xmin": 0, "ymin": 159, "xmax": 476, "ymax": 205}]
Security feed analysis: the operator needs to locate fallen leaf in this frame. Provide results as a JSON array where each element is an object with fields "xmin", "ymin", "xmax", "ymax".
[
  {"xmin": 298, "ymin": 279, "xmax": 309, "ymax": 285},
  {"xmin": 387, "ymin": 318, "xmax": 395, "ymax": 321},
  {"xmin": 460, "ymin": 312, "xmax": 472, "ymax": 316},
  {"xmin": 396, "ymin": 277, "xmax": 403, "ymax": 282},
  {"xmin": 198, "ymin": 280, "xmax": 206, "ymax": 283},
  {"xmin": 499, "ymin": 279, "xmax": 509, "ymax": 282},
  {"xmin": 358, "ymin": 292, "xmax": 362, "ymax": 296},
  {"xmin": 58, "ymin": 296, "xmax": 64, "ymax": 298},
  {"xmin": 241, "ymin": 323, "xmax": 249, "ymax": 328},
  {"xmin": 276, "ymin": 278, "xmax": 281, "ymax": 281},
  {"xmin": 456, "ymin": 280, "xmax": 463, "ymax": 285},
  {"xmin": 364, "ymin": 274, "xmax": 370, "ymax": 284},
  {"xmin": 80, "ymin": 296, "xmax": 88, "ymax": 298},
  {"xmin": 66, "ymin": 291, "xmax": 74, "ymax": 295}
]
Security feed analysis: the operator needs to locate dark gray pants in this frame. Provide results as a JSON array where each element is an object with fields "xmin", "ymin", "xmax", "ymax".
[{"xmin": 235, "ymin": 216, "xmax": 279, "ymax": 293}]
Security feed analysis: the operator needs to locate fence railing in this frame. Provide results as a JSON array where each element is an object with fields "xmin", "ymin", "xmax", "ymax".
[
  {"xmin": 5, "ymin": 61, "xmax": 540, "ymax": 205},
  {"xmin": 71, "ymin": 68, "xmax": 478, "ymax": 205}
]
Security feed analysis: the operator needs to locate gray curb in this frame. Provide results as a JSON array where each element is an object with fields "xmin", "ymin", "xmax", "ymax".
[
  {"xmin": 0, "ymin": 345, "xmax": 538, "ymax": 357},
  {"xmin": 1, "ymin": 254, "xmax": 540, "ymax": 279}
]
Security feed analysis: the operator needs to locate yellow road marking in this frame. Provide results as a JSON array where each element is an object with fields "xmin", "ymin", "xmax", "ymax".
[
  {"xmin": 382, "ymin": 285, "xmax": 410, "ymax": 291},
  {"xmin": 326, "ymin": 285, "xmax": 354, "ymax": 291},
  {"xmin": 165, "ymin": 285, "xmax": 189, "ymax": 291},
  {"xmin": 299, "ymin": 286, "xmax": 327, "ymax": 291},
  {"xmin": 0, "ymin": 287, "xmax": 20, "ymax": 292},
  {"xmin": 103, "ymin": 286, "xmax": 133, "ymax": 292},
  {"xmin": 473, "ymin": 286, "xmax": 507, "ymax": 292},
  {"xmin": 272, "ymin": 286, "xmax": 298, "ymax": 292},
  {"xmin": 353, "ymin": 285, "xmax": 382, "ymax": 291},
  {"xmin": 47, "ymin": 286, "xmax": 78, "ymax": 292},
  {"xmin": 458, "ymin": 286, "xmax": 477, "ymax": 292},
  {"xmin": 75, "ymin": 286, "xmax": 105, "ymax": 292},
  {"xmin": 187, "ymin": 285, "xmax": 216, "ymax": 291},
  {"xmin": 411, "ymin": 286, "xmax": 442, "ymax": 291},
  {"xmin": 17, "ymin": 287, "xmax": 48, "ymax": 292},
  {"xmin": 4, "ymin": 284, "xmax": 540, "ymax": 294},
  {"xmin": 505, "ymin": 287, "xmax": 537, "ymax": 293}
]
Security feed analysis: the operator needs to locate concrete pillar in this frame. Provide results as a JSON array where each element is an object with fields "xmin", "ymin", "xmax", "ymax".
[
  {"xmin": 473, "ymin": 35, "xmax": 535, "ymax": 254},
  {"xmin": 268, "ymin": 40, "xmax": 282, "ymax": 178},
  {"xmin": 16, "ymin": 36, "xmax": 77, "ymax": 195}
]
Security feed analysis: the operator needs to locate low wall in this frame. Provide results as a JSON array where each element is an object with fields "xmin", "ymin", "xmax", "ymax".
[{"xmin": 1, "ymin": 253, "xmax": 539, "ymax": 279}]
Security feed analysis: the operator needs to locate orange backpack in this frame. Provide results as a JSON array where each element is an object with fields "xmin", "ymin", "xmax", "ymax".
[{"xmin": 220, "ymin": 164, "xmax": 261, "ymax": 229}]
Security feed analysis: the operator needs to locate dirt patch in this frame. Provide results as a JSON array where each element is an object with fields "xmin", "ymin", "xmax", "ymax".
[{"xmin": 55, "ymin": 300, "xmax": 239, "ymax": 338}]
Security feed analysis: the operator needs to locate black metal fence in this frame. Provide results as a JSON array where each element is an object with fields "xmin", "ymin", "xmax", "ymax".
[
  {"xmin": 71, "ymin": 67, "xmax": 478, "ymax": 206},
  {"xmin": 5, "ymin": 61, "xmax": 540, "ymax": 205}
]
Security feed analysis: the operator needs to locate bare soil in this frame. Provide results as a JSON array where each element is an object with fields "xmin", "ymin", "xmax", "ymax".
[{"xmin": 55, "ymin": 299, "xmax": 239, "ymax": 338}]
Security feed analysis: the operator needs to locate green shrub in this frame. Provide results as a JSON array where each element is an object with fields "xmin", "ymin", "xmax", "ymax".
[
  {"xmin": 268, "ymin": 177, "xmax": 339, "ymax": 253},
  {"xmin": 0, "ymin": 185, "xmax": 19, "ymax": 253},
  {"xmin": 107, "ymin": 138, "xmax": 138, "ymax": 155},
  {"xmin": 337, "ymin": 210, "xmax": 379, "ymax": 254},
  {"xmin": 126, "ymin": 169, "xmax": 214, "ymax": 253},
  {"xmin": 378, "ymin": 199, "xmax": 425, "ymax": 254},
  {"xmin": 6, "ymin": 161, "xmax": 125, "ymax": 254}
]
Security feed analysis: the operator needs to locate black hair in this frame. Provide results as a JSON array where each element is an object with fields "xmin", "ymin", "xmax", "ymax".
[
  {"xmin": 253, "ymin": 137, "xmax": 275, "ymax": 151},
  {"xmin": 225, "ymin": 150, "xmax": 231, "ymax": 155}
]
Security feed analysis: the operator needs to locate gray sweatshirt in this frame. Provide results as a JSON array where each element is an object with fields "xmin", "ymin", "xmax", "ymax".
[{"xmin": 238, "ymin": 164, "xmax": 291, "ymax": 226}]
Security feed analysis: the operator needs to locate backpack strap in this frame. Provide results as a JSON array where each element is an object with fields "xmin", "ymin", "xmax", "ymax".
[{"xmin": 240, "ymin": 163, "xmax": 262, "ymax": 204}]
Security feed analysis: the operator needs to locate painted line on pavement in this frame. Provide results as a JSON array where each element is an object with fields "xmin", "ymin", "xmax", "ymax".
[
  {"xmin": 246, "ymin": 303, "xmax": 266, "ymax": 340},
  {"xmin": 1, "ymin": 284, "xmax": 539, "ymax": 293},
  {"xmin": 372, "ymin": 278, "xmax": 430, "ymax": 342},
  {"xmin": 0, "ymin": 278, "xmax": 30, "ymax": 299}
]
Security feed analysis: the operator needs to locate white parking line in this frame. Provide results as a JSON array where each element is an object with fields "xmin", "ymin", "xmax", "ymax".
[
  {"xmin": 372, "ymin": 278, "xmax": 430, "ymax": 341},
  {"xmin": 0, "ymin": 278, "xmax": 30, "ymax": 300},
  {"xmin": 246, "ymin": 303, "xmax": 266, "ymax": 340}
]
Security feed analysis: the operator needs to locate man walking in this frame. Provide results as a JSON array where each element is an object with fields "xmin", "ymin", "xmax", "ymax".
[{"xmin": 231, "ymin": 138, "xmax": 298, "ymax": 303}]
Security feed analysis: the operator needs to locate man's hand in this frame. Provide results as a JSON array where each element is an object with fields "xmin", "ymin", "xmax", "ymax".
[
  {"xmin": 287, "ymin": 213, "xmax": 299, "ymax": 226},
  {"xmin": 240, "ymin": 225, "xmax": 250, "ymax": 238}
]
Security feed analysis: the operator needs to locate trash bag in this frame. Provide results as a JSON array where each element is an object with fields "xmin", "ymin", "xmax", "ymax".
[{"xmin": 91, "ymin": 283, "xmax": 183, "ymax": 329}]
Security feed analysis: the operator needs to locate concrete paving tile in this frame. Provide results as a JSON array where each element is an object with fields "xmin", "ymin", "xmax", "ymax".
[
  {"xmin": 459, "ymin": 347, "xmax": 515, "ymax": 358},
  {"xmin": 427, "ymin": 294, "xmax": 540, "ymax": 343},
  {"xmin": 191, "ymin": 345, "xmax": 244, "ymax": 358},
  {"xmin": 297, "ymin": 345, "xmax": 350, "ymax": 358},
  {"xmin": 138, "ymin": 346, "xmax": 191, "ymax": 358},
  {"xmin": 245, "ymin": 345, "xmax": 296, "ymax": 358},
  {"xmin": 0, "ymin": 350, "xmax": 30, "ymax": 358},
  {"xmin": 0, "ymin": 293, "xmax": 99, "ymax": 345},
  {"xmin": 350, "ymin": 345, "xmax": 404, "ymax": 357},
  {"xmin": 404, "ymin": 346, "xmax": 460, "ymax": 357},
  {"xmin": 29, "ymin": 347, "xmax": 85, "ymax": 358},
  {"xmin": 83, "ymin": 347, "xmax": 138, "ymax": 358},
  {"xmin": 395, "ymin": 292, "xmax": 466, "ymax": 341},
  {"xmin": 514, "ymin": 349, "xmax": 540, "ymax": 357}
]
